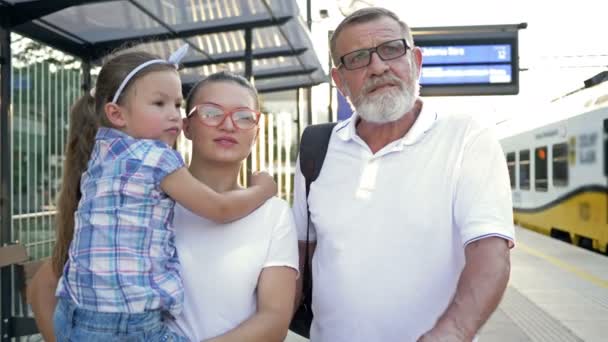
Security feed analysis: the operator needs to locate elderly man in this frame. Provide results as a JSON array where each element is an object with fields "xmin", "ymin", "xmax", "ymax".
[{"xmin": 292, "ymin": 7, "xmax": 514, "ymax": 342}]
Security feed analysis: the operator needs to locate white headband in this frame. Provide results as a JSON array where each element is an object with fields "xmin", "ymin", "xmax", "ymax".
[{"xmin": 105, "ymin": 44, "xmax": 189, "ymax": 104}]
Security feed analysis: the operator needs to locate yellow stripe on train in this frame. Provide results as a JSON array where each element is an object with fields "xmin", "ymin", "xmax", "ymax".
[{"xmin": 514, "ymin": 191, "xmax": 608, "ymax": 253}]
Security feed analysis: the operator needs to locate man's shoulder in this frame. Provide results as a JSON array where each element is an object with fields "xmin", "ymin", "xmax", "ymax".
[
  {"xmin": 436, "ymin": 111, "xmax": 478, "ymax": 124},
  {"xmin": 435, "ymin": 111, "xmax": 495, "ymax": 136}
]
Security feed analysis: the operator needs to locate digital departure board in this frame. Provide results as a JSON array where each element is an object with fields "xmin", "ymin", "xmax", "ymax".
[
  {"xmin": 421, "ymin": 44, "xmax": 513, "ymax": 85},
  {"xmin": 413, "ymin": 24, "xmax": 524, "ymax": 96}
]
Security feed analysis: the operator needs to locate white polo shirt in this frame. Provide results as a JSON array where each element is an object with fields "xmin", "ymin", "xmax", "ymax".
[
  {"xmin": 292, "ymin": 104, "xmax": 514, "ymax": 342},
  {"xmin": 169, "ymin": 198, "xmax": 299, "ymax": 341}
]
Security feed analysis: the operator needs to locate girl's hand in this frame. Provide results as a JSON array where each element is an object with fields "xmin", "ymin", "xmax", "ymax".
[{"xmin": 250, "ymin": 171, "xmax": 277, "ymax": 199}]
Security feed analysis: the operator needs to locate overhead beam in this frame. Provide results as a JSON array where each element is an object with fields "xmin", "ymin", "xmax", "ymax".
[
  {"xmin": 255, "ymin": 66, "xmax": 317, "ymax": 80},
  {"xmin": 181, "ymin": 66, "xmax": 315, "ymax": 84},
  {"xmin": 181, "ymin": 47, "xmax": 307, "ymax": 69},
  {"xmin": 257, "ymin": 79, "xmax": 324, "ymax": 94}
]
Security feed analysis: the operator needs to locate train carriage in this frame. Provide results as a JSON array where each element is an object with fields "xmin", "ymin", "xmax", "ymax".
[{"xmin": 500, "ymin": 72, "xmax": 608, "ymax": 253}]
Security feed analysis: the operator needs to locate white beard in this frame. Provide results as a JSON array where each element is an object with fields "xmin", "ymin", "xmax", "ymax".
[{"xmin": 344, "ymin": 62, "xmax": 420, "ymax": 124}]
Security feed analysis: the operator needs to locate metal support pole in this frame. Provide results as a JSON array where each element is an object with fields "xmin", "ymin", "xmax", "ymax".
[
  {"xmin": 244, "ymin": 28, "xmax": 253, "ymax": 82},
  {"xmin": 295, "ymin": 88, "xmax": 301, "ymax": 147},
  {"xmin": 327, "ymin": 31, "xmax": 334, "ymax": 122},
  {"xmin": 82, "ymin": 61, "xmax": 91, "ymax": 92},
  {"xmin": 0, "ymin": 24, "xmax": 13, "ymax": 341},
  {"xmin": 305, "ymin": 0, "xmax": 313, "ymax": 126},
  {"xmin": 306, "ymin": 89, "xmax": 312, "ymax": 125},
  {"xmin": 306, "ymin": 0, "xmax": 312, "ymax": 30},
  {"xmin": 244, "ymin": 28, "xmax": 253, "ymax": 184}
]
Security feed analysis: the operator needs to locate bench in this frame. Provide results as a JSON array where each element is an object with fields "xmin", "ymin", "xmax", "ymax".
[{"xmin": 0, "ymin": 244, "xmax": 41, "ymax": 339}]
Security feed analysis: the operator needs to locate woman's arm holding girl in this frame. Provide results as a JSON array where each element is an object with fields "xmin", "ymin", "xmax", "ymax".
[
  {"xmin": 162, "ymin": 169, "xmax": 276, "ymax": 224},
  {"xmin": 28, "ymin": 260, "xmax": 58, "ymax": 342}
]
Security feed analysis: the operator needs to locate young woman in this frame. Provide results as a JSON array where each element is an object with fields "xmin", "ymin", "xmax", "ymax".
[{"xmin": 29, "ymin": 71, "xmax": 298, "ymax": 342}]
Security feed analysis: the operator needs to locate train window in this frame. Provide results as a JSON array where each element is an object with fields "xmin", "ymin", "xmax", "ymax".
[
  {"xmin": 535, "ymin": 146, "xmax": 548, "ymax": 191},
  {"xmin": 552, "ymin": 143, "xmax": 568, "ymax": 187},
  {"xmin": 519, "ymin": 150, "xmax": 530, "ymax": 190},
  {"xmin": 506, "ymin": 152, "xmax": 516, "ymax": 188}
]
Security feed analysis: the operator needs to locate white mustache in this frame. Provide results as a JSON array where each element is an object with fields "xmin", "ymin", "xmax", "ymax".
[{"xmin": 360, "ymin": 74, "xmax": 404, "ymax": 95}]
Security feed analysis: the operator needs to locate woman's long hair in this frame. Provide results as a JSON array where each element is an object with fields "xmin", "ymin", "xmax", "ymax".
[{"xmin": 51, "ymin": 95, "xmax": 98, "ymax": 275}]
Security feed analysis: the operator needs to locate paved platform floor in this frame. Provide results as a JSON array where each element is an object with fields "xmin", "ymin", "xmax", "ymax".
[{"xmin": 286, "ymin": 226, "xmax": 608, "ymax": 341}]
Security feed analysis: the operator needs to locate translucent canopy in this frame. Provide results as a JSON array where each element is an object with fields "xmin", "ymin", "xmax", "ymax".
[{"xmin": 1, "ymin": 0, "xmax": 327, "ymax": 92}]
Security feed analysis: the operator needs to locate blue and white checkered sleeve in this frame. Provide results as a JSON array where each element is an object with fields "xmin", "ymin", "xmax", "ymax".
[{"xmin": 142, "ymin": 143, "xmax": 186, "ymax": 185}]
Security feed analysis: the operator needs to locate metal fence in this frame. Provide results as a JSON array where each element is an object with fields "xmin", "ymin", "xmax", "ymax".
[
  {"xmin": 11, "ymin": 35, "xmax": 82, "ymax": 264},
  {"xmin": 7, "ymin": 37, "xmax": 81, "ymax": 333}
]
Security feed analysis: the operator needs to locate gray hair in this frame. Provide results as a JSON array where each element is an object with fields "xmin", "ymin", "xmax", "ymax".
[{"xmin": 330, "ymin": 7, "xmax": 414, "ymax": 67}]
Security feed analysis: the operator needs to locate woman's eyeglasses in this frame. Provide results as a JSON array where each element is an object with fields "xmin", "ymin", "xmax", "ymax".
[
  {"xmin": 337, "ymin": 38, "xmax": 410, "ymax": 70},
  {"xmin": 187, "ymin": 103, "xmax": 261, "ymax": 130}
]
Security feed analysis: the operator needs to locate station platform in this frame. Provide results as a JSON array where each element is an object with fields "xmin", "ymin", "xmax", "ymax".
[
  {"xmin": 285, "ymin": 226, "xmax": 608, "ymax": 341},
  {"xmin": 479, "ymin": 226, "xmax": 607, "ymax": 341}
]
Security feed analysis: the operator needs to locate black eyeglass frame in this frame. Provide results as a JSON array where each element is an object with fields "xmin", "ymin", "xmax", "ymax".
[{"xmin": 337, "ymin": 38, "xmax": 410, "ymax": 70}]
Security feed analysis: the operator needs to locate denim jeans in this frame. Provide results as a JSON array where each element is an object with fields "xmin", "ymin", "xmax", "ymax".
[{"xmin": 53, "ymin": 297, "xmax": 188, "ymax": 342}]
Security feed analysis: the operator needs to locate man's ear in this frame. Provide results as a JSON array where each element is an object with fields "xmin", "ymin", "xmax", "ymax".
[
  {"xmin": 182, "ymin": 117, "xmax": 193, "ymax": 140},
  {"xmin": 104, "ymin": 103, "xmax": 127, "ymax": 128},
  {"xmin": 411, "ymin": 47, "xmax": 423, "ymax": 79},
  {"xmin": 331, "ymin": 68, "xmax": 350, "ymax": 99},
  {"xmin": 331, "ymin": 68, "xmax": 344, "ymax": 93}
]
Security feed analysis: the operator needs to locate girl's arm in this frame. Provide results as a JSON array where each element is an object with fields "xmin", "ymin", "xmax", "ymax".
[
  {"xmin": 161, "ymin": 168, "xmax": 276, "ymax": 224},
  {"xmin": 28, "ymin": 260, "xmax": 58, "ymax": 342},
  {"xmin": 203, "ymin": 266, "xmax": 297, "ymax": 342}
]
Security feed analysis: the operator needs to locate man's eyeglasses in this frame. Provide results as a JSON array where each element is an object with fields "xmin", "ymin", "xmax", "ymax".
[
  {"xmin": 337, "ymin": 39, "xmax": 410, "ymax": 70},
  {"xmin": 187, "ymin": 102, "xmax": 261, "ymax": 130}
]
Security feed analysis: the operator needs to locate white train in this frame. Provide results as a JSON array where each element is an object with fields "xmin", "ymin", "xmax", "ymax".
[{"xmin": 500, "ymin": 72, "xmax": 608, "ymax": 253}]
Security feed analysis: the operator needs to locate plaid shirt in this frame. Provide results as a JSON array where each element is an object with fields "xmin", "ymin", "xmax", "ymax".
[{"xmin": 57, "ymin": 127, "xmax": 185, "ymax": 315}]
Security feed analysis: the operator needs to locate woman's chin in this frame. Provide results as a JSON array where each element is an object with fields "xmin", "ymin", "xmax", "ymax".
[{"xmin": 205, "ymin": 153, "xmax": 249, "ymax": 166}]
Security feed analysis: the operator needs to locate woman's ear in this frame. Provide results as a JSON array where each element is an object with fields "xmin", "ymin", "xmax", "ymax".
[
  {"xmin": 251, "ymin": 125, "xmax": 259, "ymax": 146},
  {"xmin": 182, "ymin": 117, "xmax": 193, "ymax": 140},
  {"xmin": 104, "ymin": 103, "xmax": 126, "ymax": 128}
]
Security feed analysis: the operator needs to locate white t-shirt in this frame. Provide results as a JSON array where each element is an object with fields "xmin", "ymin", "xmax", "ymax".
[
  {"xmin": 292, "ymin": 105, "xmax": 515, "ymax": 342},
  {"xmin": 169, "ymin": 197, "xmax": 299, "ymax": 341}
]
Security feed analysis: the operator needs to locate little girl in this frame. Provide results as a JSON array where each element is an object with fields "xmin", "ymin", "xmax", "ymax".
[{"xmin": 52, "ymin": 47, "xmax": 276, "ymax": 341}]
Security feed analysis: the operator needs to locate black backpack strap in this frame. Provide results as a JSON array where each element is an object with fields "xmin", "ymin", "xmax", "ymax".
[
  {"xmin": 299, "ymin": 122, "xmax": 336, "ymax": 301},
  {"xmin": 299, "ymin": 122, "xmax": 338, "ymax": 197},
  {"xmin": 290, "ymin": 122, "xmax": 336, "ymax": 338}
]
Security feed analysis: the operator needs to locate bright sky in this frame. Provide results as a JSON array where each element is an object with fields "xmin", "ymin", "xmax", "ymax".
[{"xmin": 302, "ymin": 0, "xmax": 608, "ymax": 136}]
